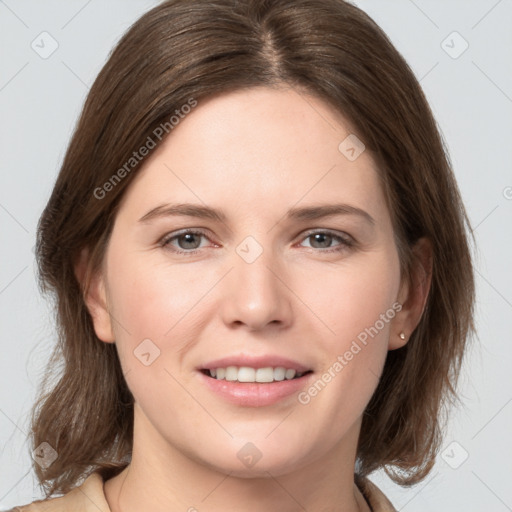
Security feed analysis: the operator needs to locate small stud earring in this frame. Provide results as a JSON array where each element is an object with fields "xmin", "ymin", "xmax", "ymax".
[{"xmin": 399, "ymin": 332, "xmax": 406, "ymax": 340}]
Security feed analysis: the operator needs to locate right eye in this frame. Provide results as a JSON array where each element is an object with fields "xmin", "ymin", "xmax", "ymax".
[{"xmin": 159, "ymin": 229, "xmax": 214, "ymax": 254}]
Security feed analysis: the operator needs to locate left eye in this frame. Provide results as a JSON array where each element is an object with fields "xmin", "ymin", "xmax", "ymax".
[{"xmin": 299, "ymin": 231, "xmax": 353, "ymax": 251}]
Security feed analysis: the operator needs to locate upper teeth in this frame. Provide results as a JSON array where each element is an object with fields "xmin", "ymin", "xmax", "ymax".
[{"xmin": 208, "ymin": 366, "xmax": 304, "ymax": 382}]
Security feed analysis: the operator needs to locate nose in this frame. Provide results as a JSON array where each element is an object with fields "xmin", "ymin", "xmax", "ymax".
[{"xmin": 219, "ymin": 243, "xmax": 294, "ymax": 332}]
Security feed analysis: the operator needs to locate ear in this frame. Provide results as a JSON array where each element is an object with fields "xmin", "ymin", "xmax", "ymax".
[
  {"xmin": 389, "ymin": 237, "xmax": 433, "ymax": 350},
  {"xmin": 74, "ymin": 247, "xmax": 115, "ymax": 343}
]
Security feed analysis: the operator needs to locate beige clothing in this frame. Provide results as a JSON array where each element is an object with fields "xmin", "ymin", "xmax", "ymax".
[{"xmin": 10, "ymin": 471, "xmax": 396, "ymax": 512}]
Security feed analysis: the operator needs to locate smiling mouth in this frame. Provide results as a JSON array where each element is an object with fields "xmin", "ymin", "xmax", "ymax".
[{"xmin": 200, "ymin": 366, "xmax": 313, "ymax": 383}]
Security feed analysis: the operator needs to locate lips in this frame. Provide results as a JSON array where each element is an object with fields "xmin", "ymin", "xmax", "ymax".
[{"xmin": 197, "ymin": 354, "xmax": 314, "ymax": 406}]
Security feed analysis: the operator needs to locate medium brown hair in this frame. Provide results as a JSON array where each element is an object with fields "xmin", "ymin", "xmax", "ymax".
[{"xmin": 31, "ymin": 0, "xmax": 475, "ymax": 496}]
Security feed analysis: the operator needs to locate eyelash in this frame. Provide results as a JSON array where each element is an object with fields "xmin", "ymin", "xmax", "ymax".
[{"xmin": 159, "ymin": 228, "xmax": 354, "ymax": 255}]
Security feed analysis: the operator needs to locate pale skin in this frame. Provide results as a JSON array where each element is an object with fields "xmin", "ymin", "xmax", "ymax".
[{"xmin": 76, "ymin": 86, "xmax": 432, "ymax": 512}]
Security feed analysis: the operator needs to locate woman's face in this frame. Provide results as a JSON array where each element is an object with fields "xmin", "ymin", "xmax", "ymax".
[{"xmin": 90, "ymin": 86, "xmax": 408, "ymax": 477}]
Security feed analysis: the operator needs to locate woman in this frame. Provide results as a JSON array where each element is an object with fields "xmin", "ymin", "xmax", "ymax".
[{"xmin": 12, "ymin": 0, "xmax": 475, "ymax": 511}]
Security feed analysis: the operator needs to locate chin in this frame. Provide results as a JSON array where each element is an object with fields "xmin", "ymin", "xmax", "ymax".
[{"xmin": 194, "ymin": 440, "xmax": 314, "ymax": 479}]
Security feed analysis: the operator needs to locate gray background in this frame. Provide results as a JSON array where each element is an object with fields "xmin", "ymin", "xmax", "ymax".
[{"xmin": 1, "ymin": 0, "xmax": 511, "ymax": 510}]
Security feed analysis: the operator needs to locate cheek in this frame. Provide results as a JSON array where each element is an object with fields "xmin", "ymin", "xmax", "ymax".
[
  {"xmin": 107, "ymin": 252, "xmax": 207, "ymax": 340},
  {"xmin": 303, "ymin": 251, "xmax": 400, "ymax": 349},
  {"xmin": 105, "ymin": 258, "xmax": 210, "ymax": 410},
  {"xmin": 295, "ymin": 252, "xmax": 400, "ymax": 410}
]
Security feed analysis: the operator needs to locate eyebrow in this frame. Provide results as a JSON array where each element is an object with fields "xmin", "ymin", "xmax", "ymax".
[{"xmin": 138, "ymin": 202, "xmax": 376, "ymax": 226}]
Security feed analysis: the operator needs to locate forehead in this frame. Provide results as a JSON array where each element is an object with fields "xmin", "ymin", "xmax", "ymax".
[{"xmin": 116, "ymin": 87, "xmax": 387, "ymax": 225}]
